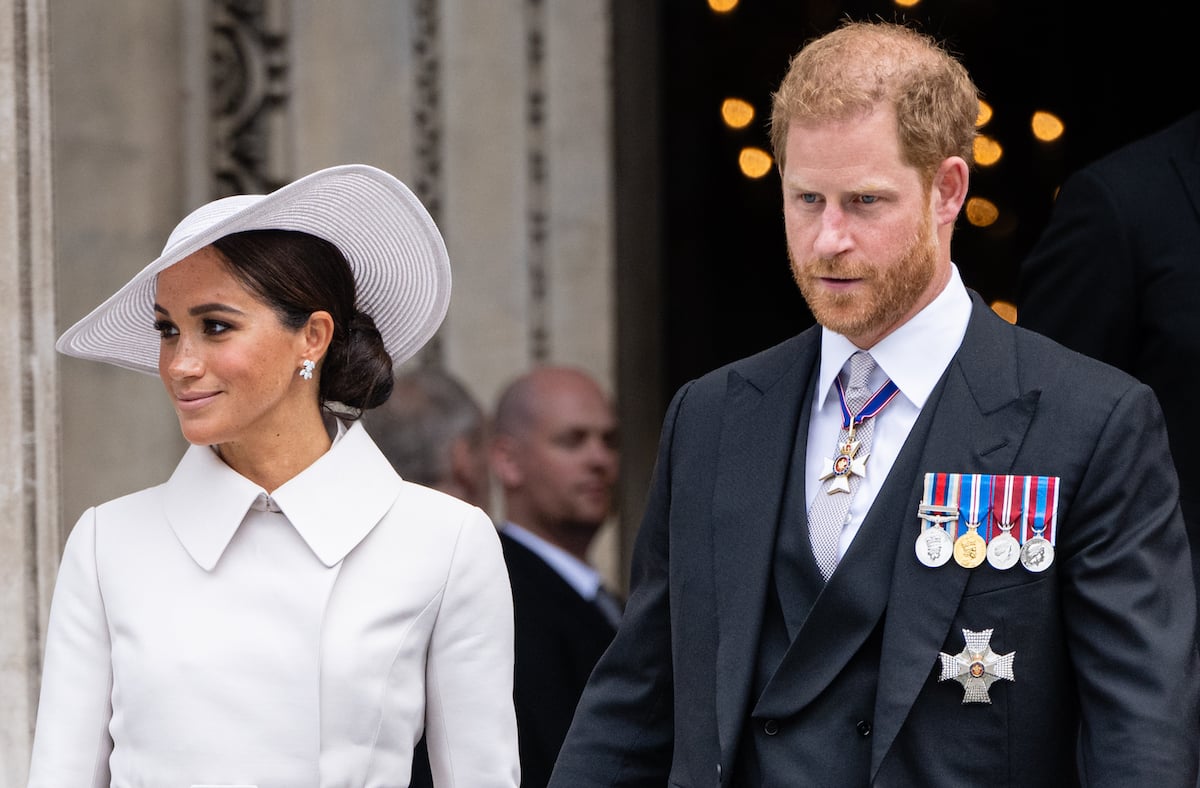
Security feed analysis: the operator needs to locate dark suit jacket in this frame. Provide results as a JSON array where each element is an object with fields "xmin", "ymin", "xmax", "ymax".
[
  {"xmin": 548, "ymin": 294, "xmax": 1200, "ymax": 787},
  {"xmin": 1018, "ymin": 109, "xmax": 1200, "ymax": 597},
  {"xmin": 501, "ymin": 530, "xmax": 617, "ymax": 788}
]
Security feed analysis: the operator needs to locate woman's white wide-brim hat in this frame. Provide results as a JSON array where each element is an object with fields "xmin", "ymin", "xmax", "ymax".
[{"xmin": 55, "ymin": 163, "xmax": 451, "ymax": 375}]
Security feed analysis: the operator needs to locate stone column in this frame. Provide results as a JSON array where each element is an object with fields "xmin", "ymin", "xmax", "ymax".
[
  {"xmin": 0, "ymin": 0, "xmax": 58, "ymax": 782},
  {"xmin": 439, "ymin": 0, "xmax": 620, "ymax": 579}
]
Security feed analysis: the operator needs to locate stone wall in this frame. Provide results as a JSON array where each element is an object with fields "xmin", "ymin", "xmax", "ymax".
[{"xmin": 0, "ymin": 1, "xmax": 57, "ymax": 782}]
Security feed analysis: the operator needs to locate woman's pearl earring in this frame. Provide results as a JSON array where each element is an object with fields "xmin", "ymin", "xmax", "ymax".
[{"xmin": 299, "ymin": 359, "xmax": 316, "ymax": 380}]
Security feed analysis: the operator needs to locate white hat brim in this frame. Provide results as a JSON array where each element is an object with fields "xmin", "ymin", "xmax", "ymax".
[{"xmin": 56, "ymin": 163, "xmax": 451, "ymax": 375}]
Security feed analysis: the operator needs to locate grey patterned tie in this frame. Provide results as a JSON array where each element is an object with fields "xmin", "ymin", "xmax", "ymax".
[{"xmin": 808, "ymin": 351, "xmax": 879, "ymax": 581}]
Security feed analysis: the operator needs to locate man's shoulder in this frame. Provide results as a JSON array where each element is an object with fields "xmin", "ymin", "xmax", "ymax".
[
  {"xmin": 1074, "ymin": 109, "xmax": 1199, "ymax": 188},
  {"xmin": 499, "ymin": 531, "xmax": 572, "ymax": 588},
  {"xmin": 498, "ymin": 531, "xmax": 600, "ymax": 616},
  {"xmin": 1009, "ymin": 319, "xmax": 1144, "ymax": 394}
]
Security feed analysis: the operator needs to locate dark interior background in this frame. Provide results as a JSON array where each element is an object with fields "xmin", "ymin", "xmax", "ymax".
[{"xmin": 657, "ymin": 0, "xmax": 1196, "ymax": 397}]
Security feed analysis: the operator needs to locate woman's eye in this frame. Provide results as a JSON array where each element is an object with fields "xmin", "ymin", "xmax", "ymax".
[
  {"xmin": 204, "ymin": 319, "xmax": 233, "ymax": 335},
  {"xmin": 153, "ymin": 320, "xmax": 178, "ymax": 339}
]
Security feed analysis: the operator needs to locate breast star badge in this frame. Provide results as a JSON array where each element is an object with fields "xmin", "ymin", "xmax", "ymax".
[
  {"xmin": 818, "ymin": 440, "xmax": 868, "ymax": 494},
  {"xmin": 938, "ymin": 628, "xmax": 1015, "ymax": 703}
]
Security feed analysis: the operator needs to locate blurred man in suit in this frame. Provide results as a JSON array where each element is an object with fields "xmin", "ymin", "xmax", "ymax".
[
  {"xmin": 1018, "ymin": 108, "xmax": 1200, "ymax": 611},
  {"xmin": 490, "ymin": 365, "xmax": 621, "ymax": 788}
]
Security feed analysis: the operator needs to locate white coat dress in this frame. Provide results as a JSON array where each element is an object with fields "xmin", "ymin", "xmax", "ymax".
[{"xmin": 27, "ymin": 419, "xmax": 519, "ymax": 788}]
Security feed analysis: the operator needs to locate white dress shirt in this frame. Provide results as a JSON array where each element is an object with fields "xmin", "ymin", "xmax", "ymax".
[{"xmin": 805, "ymin": 263, "xmax": 972, "ymax": 561}]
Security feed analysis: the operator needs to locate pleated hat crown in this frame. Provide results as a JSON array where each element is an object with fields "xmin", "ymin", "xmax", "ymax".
[{"xmin": 55, "ymin": 163, "xmax": 451, "ymax": 374}]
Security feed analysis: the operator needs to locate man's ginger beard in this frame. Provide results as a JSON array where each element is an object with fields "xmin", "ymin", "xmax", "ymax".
[{"xmin": 791, "ymin": 205, "xmax": 938, "ymax": 343}]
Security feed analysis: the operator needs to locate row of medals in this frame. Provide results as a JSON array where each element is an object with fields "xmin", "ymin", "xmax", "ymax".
[{"xmin": 915, "ymin": 504, "xmax": 1055, "ymax": 572}]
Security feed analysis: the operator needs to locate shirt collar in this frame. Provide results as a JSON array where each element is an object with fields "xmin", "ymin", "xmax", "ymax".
[
  {"xmin": 165, "ymin": 418, "xmax": 403, "ymax": 571},
  {"xmin": 817, "ymin": 263, "xmax": 972, "ymax": 410}
]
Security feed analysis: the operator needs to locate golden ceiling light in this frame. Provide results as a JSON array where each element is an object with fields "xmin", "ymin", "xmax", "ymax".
[
  {"xmin": 721, "ymin": 98, "xmax": 755, "ymax": 129},
  {"xmin": 894, "ymin": 0, "xmax": 922, "ymax": 8},
  {"xmin": 991, "ymin": 300, "xmax": 1017, "ymax": 324},
  {"xmin": 1032, "ymin": 111, "xmax": 1065, "ymax": 142},
  {"xmin": 965, "ymin": 196, "xmax": 999, "ymax": 227},
  {"xmin": 976, "ymin": 100, "xmax": 993, "ymax": 127},
  {"xmin": 739, "ymin": 147, "xmax": 773, "ymax": 179},
  {"xmin": 973, "ymin": 135, "xmax": 1003, "ymax": 166},
  {"xmin": 708, "ymin": 0, "xmax": 739, "ymax": 12}
]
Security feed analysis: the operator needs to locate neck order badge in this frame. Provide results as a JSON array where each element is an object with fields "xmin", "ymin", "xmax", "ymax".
[
  {"xmin": 816, "ymin": 361, "xmax": 900, "ymax": 494},
  {"xmin": 808, "ymin": 352, "xmax": 898, "ymax": 580}
]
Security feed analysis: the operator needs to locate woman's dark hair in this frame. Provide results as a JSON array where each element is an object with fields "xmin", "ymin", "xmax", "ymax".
[{"xmin": 212, "ymin": 229, "xmax": 394, "ymax": 415}]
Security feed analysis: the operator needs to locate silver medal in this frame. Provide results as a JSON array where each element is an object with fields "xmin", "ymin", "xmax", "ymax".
[
  {"xmin": 987, "ymin": 515, "xmax": 1022, "ymax": 571},
  {"xmin": 915, "ymin": 525, "xmax": 954, "ymax": 567},
  {"xmin": 987, "ymin": 531, "xmax": 1021, "ymax": 570},
  {"xmin": 1020, "ymin": 534, "xmax": 1054, "ymax": 572},
  {"xmin": 916, "ymin": 503, "xmax": 958, "ymax": 568}
]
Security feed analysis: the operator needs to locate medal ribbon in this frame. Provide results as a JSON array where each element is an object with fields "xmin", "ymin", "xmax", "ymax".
[
  {"xmin": 925, "ymin": 473, "xmax": 1059, "ymax": 547},
  {"xmin": 1045, "ymin": 476, "xmax": 1058, "ymax": 544},
  {"xmin": 956, "ymin": 474, "xmax": 971, "ymax": 538},
  {"xmin": 921, "ymin": 472, "xmax": 955, "ymax": 528},
  {"xmin": 1030, "ymin": 475, "xmax": 1058, "ymax": 544},
  {"xmin": 921, "ymin": 472, "xmax": 937, "ymax": 522},
  {"xmin": 1019, "ymin": 475, "xmax": 1060, "ymax": 545},
  {"xmin": 989, "ymin": 474, "xmax": 1025, "ymax": 540},
  {"xmin": 922, "ymin": 472, "xmax": 956, "ymax": 508},
  {"xmin": 836, "ymin": 377, "xmax": 900, "ymax": 434},
  {"xmin": 955, "ymin": 473, "xmax": 989, "ymax": 538},
  {"xmin": 947, "ymin": 473, "xmax": 961, "ymax": 528},
  {"xmin": 972, "ymin": 473, "xmax": 992, "ymax": 532},
  {"xmin": 1021, "ymin": 476, "xmax": 1033, "ymax": 543}
]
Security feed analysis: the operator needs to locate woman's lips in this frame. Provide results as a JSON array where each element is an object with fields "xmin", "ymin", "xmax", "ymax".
[{"xmin": 174, "ymin": 392, "xmax": 220, "ymax": 412}]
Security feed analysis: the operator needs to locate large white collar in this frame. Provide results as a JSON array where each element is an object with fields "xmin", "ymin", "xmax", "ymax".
[{"xmin": 164, "ymin": 419, "xmax": 403, "ymax": 570}]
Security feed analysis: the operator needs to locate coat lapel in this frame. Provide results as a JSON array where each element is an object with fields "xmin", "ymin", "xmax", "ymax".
[{"xmin": 712, "ymin": 333, "xmax": 819, "ymax": 764}]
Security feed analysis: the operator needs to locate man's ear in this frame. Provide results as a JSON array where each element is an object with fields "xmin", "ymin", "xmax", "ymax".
[
  {"xmin": 489, "ymin": 435, "xmax": 524, "ymax": 488},
  {"xmin": 932, "ymin": 156, "xmax": 970, "ymax": 226}
]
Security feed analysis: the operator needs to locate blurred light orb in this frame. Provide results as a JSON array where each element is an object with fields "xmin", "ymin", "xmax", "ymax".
[
  {"xmin": 721, "ymin": 98, "xmax": 755, "ymax": 129},
  {"xmin": 974, "ymin": 135, "xmax": 1003, "ymax": 166},
  {"xmin": 966, "ymin": 196, "xmax": 999, "ymax": 227},
  {"xmin": 1032, "ymin": 111, "xmax": 1065, "ymax": 142},
  {"xmin": 739, "ymin": 147, "xmax": 773, "ymax": 178}
]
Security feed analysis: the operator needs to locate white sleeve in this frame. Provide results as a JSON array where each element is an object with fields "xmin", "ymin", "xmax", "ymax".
[
  {"xmin": 423, "ymin": 508, "xmax": 520, "ymax": 788},
  {"xmin": 27, "ymin": 509, "xmax": 113, "ymax": 787}
]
